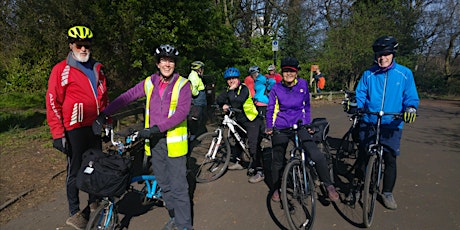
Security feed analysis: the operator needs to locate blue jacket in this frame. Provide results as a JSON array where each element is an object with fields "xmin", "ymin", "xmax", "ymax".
[
  {"xmin": 266, "ymin": 78, "xmax": 311, "ymax": 130},
  {"xmin": 355, "ymin": 61, "xmax": 419, "ymax": 129},
  {"xmin": 254, "ymin": 73, "xmax": 275, "ymax": 105}
]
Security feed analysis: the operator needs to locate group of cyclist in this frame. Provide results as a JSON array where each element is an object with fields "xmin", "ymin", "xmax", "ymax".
[{"xmin": 46, "ymin": 23, "xmax": 418, "ymax": 230}]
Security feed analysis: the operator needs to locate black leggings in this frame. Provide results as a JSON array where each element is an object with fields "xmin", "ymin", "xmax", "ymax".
[{"xmin": 270, "ymin": 128, "xmax": 333, "ymax": 191}]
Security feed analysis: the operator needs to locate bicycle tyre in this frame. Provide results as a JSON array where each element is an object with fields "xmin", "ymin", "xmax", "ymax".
[
  {"xmin": 281, "ymin": 158, "xmax": 316, "ymax": 230},
  {"xmin": 86, "ymin": 200, "xmax": 119, "ymax": 230},
  {"xmin": 334, "ymin": 131, "xmax": 358, "ymax": 175},
  {"xmin": 362, "ymin": 154, "xmax": 379, "ymax": 228},
  {"xmin": 190, "ymin": 131, "xmax": 231, "ymax": 183}
]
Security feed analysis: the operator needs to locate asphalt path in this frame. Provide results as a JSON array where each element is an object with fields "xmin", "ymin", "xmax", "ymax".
[{"xmin": 3, "ymin": 99, "xmax": 460, "ymax": 230}]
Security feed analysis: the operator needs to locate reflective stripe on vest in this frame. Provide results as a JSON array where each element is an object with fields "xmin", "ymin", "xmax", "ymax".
[{"xmin": 144, "ymin": 76, "xmax": 189, "ymax": 157}]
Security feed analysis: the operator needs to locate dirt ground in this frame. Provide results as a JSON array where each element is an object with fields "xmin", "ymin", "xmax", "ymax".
[{"xmin": 1, "ymin": 98, "xmax": 459, "ymax": 229}]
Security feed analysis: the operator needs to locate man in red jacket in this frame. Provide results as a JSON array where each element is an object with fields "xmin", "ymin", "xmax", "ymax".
[{"xmin": 46, "ymin": 25, "xmax": 109, "ymax": 230}]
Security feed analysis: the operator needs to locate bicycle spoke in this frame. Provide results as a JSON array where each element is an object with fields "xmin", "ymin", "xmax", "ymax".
[
  {"xmin": 282, "ymin": 160, "xmax": 316, "ymax": 230},
  {"xmin": 190, "ymin": 132, "xmax": 231, "ymax": 183}
]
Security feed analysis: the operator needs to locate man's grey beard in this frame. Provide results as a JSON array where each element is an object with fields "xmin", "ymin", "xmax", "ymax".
[{"xmin": 73, "ymin": 51, "xmax": 90, "ymax": 63}]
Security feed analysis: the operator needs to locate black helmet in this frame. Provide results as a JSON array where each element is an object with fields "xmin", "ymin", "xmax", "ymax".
[
  {"xmin": 155, "ymin": 44, "xmax": 179, "ymax": 62},
  {"xmin": 372, "ymin": 36, "xmax": 398, "ymax": 55},
  {"xmin": 281, "ymin": 57, "xmax": 301, "ymax": 71}
]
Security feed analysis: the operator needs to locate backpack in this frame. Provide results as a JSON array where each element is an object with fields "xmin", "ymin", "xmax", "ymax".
[
  {"xmin": 318, "ymin": 76, "xmax": 326, "ymax": 90},
  {"xmin": 76, "ymin": 148, "xmax": 132, "ymax": 197},
  {"xmin": 264, "ymin": 78, "xmax": 275, "ymax": 97}
]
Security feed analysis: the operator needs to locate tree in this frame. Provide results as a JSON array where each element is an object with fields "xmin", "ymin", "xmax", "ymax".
[{"xmin": 320, "ymin": 0, "xmax": 420, "ymax": 91}]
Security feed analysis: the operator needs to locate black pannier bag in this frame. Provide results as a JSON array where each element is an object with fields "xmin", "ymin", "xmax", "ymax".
[
  {"xmin": 311, "ymin": 117, "xmax": 330, "ymax": 142},
  {"xmin": 76, "ymin": 148, "xmax": 132, "ymax": 197}
]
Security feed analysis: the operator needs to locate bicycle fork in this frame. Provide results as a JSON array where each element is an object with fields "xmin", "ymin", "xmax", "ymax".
[{"xmin": 206, "ymin": 128, "xmax": 223, "ymax": 160}]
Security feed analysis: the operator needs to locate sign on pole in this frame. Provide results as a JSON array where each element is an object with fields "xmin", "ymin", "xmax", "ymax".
[{"xmin": 272, "ymin": 40, "xmax": 279, "ymax": 52}]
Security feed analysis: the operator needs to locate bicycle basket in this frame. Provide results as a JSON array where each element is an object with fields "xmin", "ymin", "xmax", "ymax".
[
  {"xmin": 76, "ymin": 148, "xmax": 132, "ymax": 197},
  {"xmin": 311, "ymin": 117, "xmax": 330, "ymax": 141}
]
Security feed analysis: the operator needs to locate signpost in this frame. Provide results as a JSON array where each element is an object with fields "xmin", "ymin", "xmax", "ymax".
[{"xmin": 272, "ymin": 40, "xmax": 278, "ymax": 66}]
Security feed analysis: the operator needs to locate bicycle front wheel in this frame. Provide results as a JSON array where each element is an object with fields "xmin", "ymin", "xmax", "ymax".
[
  {"xmin": 362, "ymin": 154, "xmax": 380, "ymax": 228},
  {"xmin": 281, "ymin": 159, "xmax": 316, "ymax": 230},
  {"xmin": 86, "ymin": 199, "xmax": 119, "ymax": 230},
  {"xmin": 189, "ymin": 131, "xmax": 231, "ymax": 183}
]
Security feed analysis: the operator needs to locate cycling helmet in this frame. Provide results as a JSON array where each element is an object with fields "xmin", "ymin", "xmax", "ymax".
[
  {"xmin": 68, "ymin": 25, "xmax": 93, "ymax": 42},
  {"xmin": 155, "ymin": 44, "xmax": 179, "ymax": 61},
  {"xmin": 248, "ymin": 66, "xmax": 260, "ymax": 74},
  {"xmin": 268, "ymin": 64, "xmax": 276, "ymax": 71},
  {"xmin": 281, "ymin": 57, "xmax": 301, "ymax": 71},
  {"xmin": 191, "ymin": 61, "xmax": 205, "ymax": 70},
  {"xmin": 372, "ymin": 36, "xmax": 398, "ymax": 55},
  {"xmin": 224, "ymin": 67, "xmax": 241, "ymax": 79}
]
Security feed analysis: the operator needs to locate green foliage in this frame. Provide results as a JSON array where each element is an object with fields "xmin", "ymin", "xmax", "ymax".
[
  {"xmin": 0, "ymin": 109, "xmax": 47, "ymax": 133},
  {"xmin": 0, "ymin": 92, "xmax": 45, "ymax": 109}
]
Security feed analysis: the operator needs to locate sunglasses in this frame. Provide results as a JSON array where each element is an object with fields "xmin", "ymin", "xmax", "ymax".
[{"xmin": 74, "ymin": 44, "xmax": 91, "ymax": 49}]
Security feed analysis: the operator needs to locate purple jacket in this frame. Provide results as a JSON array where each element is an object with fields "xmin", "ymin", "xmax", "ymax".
[
  {"xmin": 103, "ymin": 73, "xmax": 191, "ymax": 132},
  {"xmin": 266, "ymin": 78, "xmax": 311, "ymax": 130}
]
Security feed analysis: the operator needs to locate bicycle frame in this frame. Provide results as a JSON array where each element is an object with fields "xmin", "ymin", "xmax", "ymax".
[
  {"xmin": 224, "ymin": 110, "xmax": 249, "ymax": 154},
  {"xmin": 282, "ymin": 122, "xmax": 317, "ymax": 230},
  {"xmin": 87, "ymin": 125, "xmax": 162, "ymax": 230},
  {"xmin": 362, "ymin": 110, "xmax": 402, "ymax": 228}
]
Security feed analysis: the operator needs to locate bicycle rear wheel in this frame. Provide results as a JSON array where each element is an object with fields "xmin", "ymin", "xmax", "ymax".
[
  {"xmin": 281, "ymin": 158, "xmax": 316, "ymax": 230},
  {"xmin": 86, "ymin": 199, "xmax": 119, "ymax": 230},
  {"xmin": 362, "ymin": 154, "xmax": 380, "ymax": 228},
  {"xmin": 189, "ymin": 131, "xmax": 231, "ymax": 183}
]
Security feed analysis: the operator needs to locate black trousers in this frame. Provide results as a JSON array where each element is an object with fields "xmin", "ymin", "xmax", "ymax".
[{"xmin": 66, "ymin": 126, "xmax": 101, "ymax": 216}]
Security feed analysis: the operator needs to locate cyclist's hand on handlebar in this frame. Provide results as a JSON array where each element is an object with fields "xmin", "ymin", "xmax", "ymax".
[
  {"xmin": 404, "ymin": 107, "xmax": 417, "ymax": 123},
  {"xmin": 92, "ymin": 112, "xmax": 108, "ymax": 135},
  {"xmin": 53, "ymin": 138, "xmax": 68, "ymax": 154},
  {"xmin": 265, "ymin": 128, "xmax": 273, "ymax": 135},
  {"xmin": 222, "ymin": 104, "xmax": 229, "ymax": 112},
  {"xmin": 138, "ymin": 125, "xmax": 161, "ymax": 138}
]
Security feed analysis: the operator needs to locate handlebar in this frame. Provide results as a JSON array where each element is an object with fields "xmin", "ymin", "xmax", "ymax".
[
  {"xmin": 104, "ymin": 123, "xmax": 144, "ymax": 153},
  {"xmin": 355, "ymin": 110, "xmax": 403, "ymax": 119}
]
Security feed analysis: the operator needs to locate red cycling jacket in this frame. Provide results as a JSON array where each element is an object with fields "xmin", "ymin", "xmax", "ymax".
[{"xmin": 46, "ymin": 52, "xmax": 109, "ymax": 139}]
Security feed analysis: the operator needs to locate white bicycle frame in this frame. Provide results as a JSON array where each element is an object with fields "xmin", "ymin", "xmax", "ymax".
[{"xmin": 206, "ymin": 109, "xmax": 249, "ymax": 160}]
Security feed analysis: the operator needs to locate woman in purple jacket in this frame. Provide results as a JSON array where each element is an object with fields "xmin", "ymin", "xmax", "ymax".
[{"xmin": 265, "ymin": 57, "xmax": 339, "ymax": 202}]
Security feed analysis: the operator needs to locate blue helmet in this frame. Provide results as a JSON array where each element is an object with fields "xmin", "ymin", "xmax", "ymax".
[{"xmin": 224, "ymin": 67, "xmax": 240, "ymax": 79}]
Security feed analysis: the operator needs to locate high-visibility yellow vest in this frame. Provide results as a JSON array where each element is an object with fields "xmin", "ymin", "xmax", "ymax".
[
  {"xmin": 143, "ymin": 76, "xmax": 189, "ymax": 157},
  {"xmin": 233, "ymin": 84, "xmax": 258, "ymax": 121}
]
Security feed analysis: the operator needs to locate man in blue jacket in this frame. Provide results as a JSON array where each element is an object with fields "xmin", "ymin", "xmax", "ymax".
[{"xmin": 354, "ymin": 36, "xmax": 419, "ymax": 210}]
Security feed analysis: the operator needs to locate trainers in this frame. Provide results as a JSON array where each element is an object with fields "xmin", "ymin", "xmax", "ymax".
[
  {"xmin": 382, "ymin": 193, "xmax": 397, "ymax": 210},
  {"xmin": 271, "ymin": 190, "xmax": 280, "ymax": 202},
  {"xmin": 162, "ymin": 218, "xmax": 177, "ymax": 230},
  {"xmin": 248, "ymin": 172, "xmax": 265, "ymax": 183},
  {"xmin": 66, "ymin": 212, "xmax": 88, "ymax": 230},
  {"xmin": 326, "ymin": 185, "xmax": 339, "ymax": 201},
  {"xmin": 228, "ymin": 162, "xmax": 244, "ymax": 170}
]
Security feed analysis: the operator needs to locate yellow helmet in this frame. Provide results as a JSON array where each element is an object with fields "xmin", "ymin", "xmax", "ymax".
[
  {"xmin": 67, "ymin": 25, "xmax": 93, "ymax": 42},
  {"xmin": 191, "ymin": 61, "xmax": 205, "ymax": 70}
]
